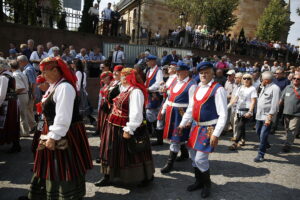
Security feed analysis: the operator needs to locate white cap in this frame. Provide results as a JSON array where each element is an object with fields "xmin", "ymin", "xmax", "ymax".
[{"xmin": 227, "ymin": 69, "xmax": 235, "ymax": 75}]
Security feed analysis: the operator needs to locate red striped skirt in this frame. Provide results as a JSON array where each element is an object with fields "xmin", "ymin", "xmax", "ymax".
[
  {"xmin": 0, "ymin": 100, "xmax": 20, "ymax": 145},
  {"xmin": 99, "ymin": 122, "xmax": 155, "ymax": 184},
  {"xmin": 33, "ymin": 122, "xmax": 93, "ymax": 181},
  {"xmin": 97, "ymin": 109, "xmax": 109, "ymax": 136}
]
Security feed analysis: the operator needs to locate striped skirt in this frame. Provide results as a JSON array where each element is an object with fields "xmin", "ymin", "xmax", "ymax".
[
  {"xmin": 99, "ymin": 122, "xmax": 155, "ymax": 184},
  {"xmin": 0, "ymin": 99, "xmax": 20, "ymax": 145},
  {"xmin": 97, "ymin": 109, "xmax": 110, "ymax": 136}
]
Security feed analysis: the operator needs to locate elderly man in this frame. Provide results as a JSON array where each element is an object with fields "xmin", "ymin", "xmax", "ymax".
[
  {"xmin": 164, "ymin": 50, "xmax": 179, "ymax": 65},
  {"xmin": 160, "ymin": 61, "xmax": 196, "ymax": 173},
  {"xmin": 112, "ymin": 45, "xmax": 125, "ymax": 67},
  {"xmin": 0, "ymin": 58, "xmax": 20, "ymax": 153},
  {"xmin": 10, "ymin": 60, "xmax": 30, "ymax": 137},
  {"xmin": 17, "ymin": 55, "xmax": 37, "ymax": 132},
  {"xmin": 145, "ymin": 55, "xmax": 163, "ymax": 136},
  {"xmin": 179, "ymin": 62, "xmax": 227, "ymax": 198},
  {"xmin": 88, "ymin": 3, "xmax": 99, "ymax": 33},
  {"xmin": 255, "ymin": 71, "xmax": 280, "ymax": 162},
  {"xmin": 280, "ymin": 73, "xmax": 300, "ymax": 152},
  {"xmin": 30, "ymin": 44, "xmax": 48, "ymax": 71}
]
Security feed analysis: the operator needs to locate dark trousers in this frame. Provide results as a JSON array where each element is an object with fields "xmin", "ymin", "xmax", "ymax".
[
  {"xmin": 256, "ymin": 120, "xmax": 271, "ymax": 157},
  {"xmin": 111, "ymin": 22, "xmax": 119, "ymax": 36},
  {"xmin": 102, "ymin": 20, "xmax": 111, "ymax": 35},
  {"xmin": 92, "ymin": 15, "xmax": 99, "ymax": 33},
  {"xmin": 235, "ymin": 115, "xmax": 249, "ymax": 143}
]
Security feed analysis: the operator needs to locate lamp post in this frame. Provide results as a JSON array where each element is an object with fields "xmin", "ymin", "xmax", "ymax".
[{"xmin": 179, "ymin": 12, "xmax": 185, "ymax": 27}]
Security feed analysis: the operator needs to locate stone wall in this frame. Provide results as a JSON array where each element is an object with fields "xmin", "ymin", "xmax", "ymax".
[{"xmin": 0, "ymin": 22, "xmax": 129, "ymax": 56}]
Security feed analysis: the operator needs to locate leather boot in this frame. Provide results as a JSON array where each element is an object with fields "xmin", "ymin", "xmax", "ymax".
[
  {"xmin": 95, "ymin": 175, "xmax": 110, "ymax": 187},
  {"xmin": 151, "ymin": 129, "xmax": 164, "ymax": 146},
  {"xmin": 186, "ymin": 167, "xmax": 203, "ymax": 191},
  {"xmin": 201, "ymin": 170, "xmax": 211, "ymax": 198},
  {"xmin": 161, "ymin": 151, "xmax": 178, "ymax": 173},
  {"xmin": 176, "ymin": 144, "xmax": 189, "ymax": 161}
]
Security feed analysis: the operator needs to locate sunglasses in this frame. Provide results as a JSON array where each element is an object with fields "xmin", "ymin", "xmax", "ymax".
[
  {"xmin": 243, "ymin": 78, "xmax": 251, "ymax": 80},
  {"xmin": 293, "ymin": 78, "xmax": 300, "ymax": 81}
]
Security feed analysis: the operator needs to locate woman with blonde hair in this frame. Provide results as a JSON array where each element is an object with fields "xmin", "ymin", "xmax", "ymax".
[
  {"xmin": 95, "ymin": 68, "xmax": 154, "ymax": 187},
  {"xmin": 229, "ymin": 73, "xmax": 258, "ymax": 150}
]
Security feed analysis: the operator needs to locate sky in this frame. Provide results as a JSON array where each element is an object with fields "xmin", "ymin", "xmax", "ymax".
[{"xmin": 95, "ymin": 0, "xmax": 300, "ymax": 46}]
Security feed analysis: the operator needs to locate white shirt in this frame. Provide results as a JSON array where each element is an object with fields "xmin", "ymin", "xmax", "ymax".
[
  {"xmin": 147, "ymin": 65, "xmax": 163, "ymax": 91},
  {"xmin": 122, "ymin": 86, "xmax": 144, "ymax": 135},
  {"xmin": 112, "ymin": 50, "xmax": 125, "ymax": 64},
  {"xmin": 102, "ymin": 8, "xmax": 112, "ymax": 20},
  {"xmin": 76, "ymin": 71, "xmax": 87, "ymax": 92},
  {"xmin": 165, "ymin": 74, "xmax": 177, "ymax": 93},
  {"xmin": 235, "ymin": 86, "xmax": 258, "ymax": 114},
  {"xmin": 42, "ymin": 80, "xmax": 76, "ymax": 140},
  {"xmin": 0, "ymin": 71, "xmax": 11, "ymax": 106},
  {"xmin": 180, "ymin": 79, "xmax": 228, "ymax": 137},
  {"xmin": 30, "ymin": 51, "xmax": 48, "ymax": 70},
  {"xmin": 161, "ymin": 76, "xmax": 196, "ymax": 114},
  {"xmin": 12, "ymin": 70, "xmax": 29, "ymax": 92},
  {"xmin": 88, "ymin": 7, "xmax": 99, "ymax": 16}
]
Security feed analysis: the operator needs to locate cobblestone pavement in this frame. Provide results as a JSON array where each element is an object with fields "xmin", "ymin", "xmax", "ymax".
[{"xmin": 1, "ymin": 122, "xmax": 300, "ymax": 200}]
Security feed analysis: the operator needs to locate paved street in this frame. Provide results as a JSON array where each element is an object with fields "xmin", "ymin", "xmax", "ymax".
[{"xmin": 1, "ymin": 123, "xmax": 300, "ymax": 200}]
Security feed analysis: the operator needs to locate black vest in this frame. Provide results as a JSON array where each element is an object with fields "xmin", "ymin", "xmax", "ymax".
[
  {"xmin": 1, "ymin": 73, "xmax": 17, "ymax": 100},
  {"xmin": 42, "ymin": 81, "xmax": 82, "ymax": 126}
]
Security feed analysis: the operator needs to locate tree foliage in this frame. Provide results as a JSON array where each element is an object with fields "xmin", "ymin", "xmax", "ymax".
[
  {"xmin": 256, "ymin": 0, "xmax": 289, "ymax": 41},
  {"xmin": 166, "ymin": 0, "xmax": 238, "ymax": 32},
  {"xmin": 78, "ymin": 0, "xmax": 94, "ymax": 33},
  {"xmin": 57, "ymin": 12, "xmax": 67, "ymax": 30},
  {"xmin": 204, "ymin": 0, "xmax": 238, "ymax": 33},
  {"xmin": 297, "ymin": 7, "xmax": 300, "ymax": 16}
]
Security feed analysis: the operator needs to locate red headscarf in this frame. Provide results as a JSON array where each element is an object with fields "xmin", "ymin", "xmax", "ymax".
[
  {"xmin": 121, "ymin": 68, "xmax": 148, "ymax": 106},
  {"xmin": 39, "ymin": 57, "xmax": 77, "ymax": 90},
  {"xmin": 100, "ymin": 71, "xmax": 113, "ymax": 80},
  {"xmin": 114, "ymin": 65, "xmax": 124, "ymax": 72}
]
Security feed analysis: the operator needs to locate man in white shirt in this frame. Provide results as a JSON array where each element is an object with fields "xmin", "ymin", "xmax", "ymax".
[
  {"xmin": 112, "ymin": 45, "xmax": 125, "ymax": 67},
  {"xmin": 178, "ymin": 61, "xmax": 227, "ymax": 198},
  {"xmin": 102, "ymin": 2, "xmax": 112, "ymax": 35},
  {"xmin": 30, "ymin": 45, "xmax": 48, "ymax": 71},
  {"xmin": 10, "ymin": 60, "xmax": 30, "ymax": 137},
  {"xmin": 89, "ymin": 3, "xmax": 99, "ymax": 33}
]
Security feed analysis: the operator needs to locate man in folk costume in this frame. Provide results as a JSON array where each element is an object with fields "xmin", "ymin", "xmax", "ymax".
[
  {"xmin": 19, "ymin": 57, "xmax": 93, "ymax": 200},
  {"xmin": 152, "ymin": 62, "xmax": 177, "ymax": 146},
  {"xmin": 145, "ymin": 55, "xmax": 163, "ymax": 136},
  {"xmin": 179, "ymin": 62, "xmax": 227, "ymax": 198},
  {"xmin": 160, "ymin": 61, "xmax": 196, "ymax": 173},
  {"xmin": 0, "ymin": 58, "xmax": 20, "ymax": 153}
]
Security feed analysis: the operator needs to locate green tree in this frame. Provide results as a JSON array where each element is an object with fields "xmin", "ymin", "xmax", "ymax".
[
  {"xmin": 166, "ymin": 0, "xmax": 208, "ymax": 25},
  {"xmin": 256, "ymin": 0, "xmax": 289, "ymax": 41},
  {"xmin": 78, "ymin": 0, "xmax": 94, "ymax": 33},
  {"xmin": 57, "ymin": 12, "xmax": 67, "ymax": 30},
  {"xmin": 297, "ymin": 7, "xmax": 300, "ymax": 16},
  {"xmin": 203, "ymin": 0, "xmax": 238, "ymax": 33}
]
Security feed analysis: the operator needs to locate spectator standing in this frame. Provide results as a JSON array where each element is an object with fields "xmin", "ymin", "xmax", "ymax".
[
  {"xmin": 216, "ymin": 56, "xmax": 228, "ymax": 69},
  {"xmin": 17, "ymin": 55, "xmax": 37, "ymax": 132},
  {"xmin": 271, "ymin": 61, "xmax": 279, "ymax": 73},
  {"xmin": 111, "ymin": 5, "xmax": 120, "ymax": 36},
  {"xmin": 102, "ymin": 3, "xmax": 112, "ymax": 36},
  {"xmin": 112, "ymin": 45, "xmax": 125, "ymax": 67},
  {"xmin": 88, "ymin": 3, "xmax": 99, "ymax": 33},
  {"xmin": 61, "ymin": 48, "xmax": 74, "ymax": 63},
  {"xmin": 10, "ymin": 60, "xmax": 30, "ymax": 137},
  {"xmin": 164, "ymin": 50, "xmax": 179, "ymax": 65},
  {"xmin": 30, "ymin": 45, "xmax": 48, "ymax": 71},
  {"xmin": 88, "ymin": 47, "xmax": 105, "ymax": 77},
  {"xmin": 255, "ymin": 71, "xmax": 280, "ymax": 162},
  {"xmin": 20, "ymin": 44, "xmax": 32, "ymax": 60},
  {"xmin": 69, "ymin": 45, "xmax": 77, "ymax": 58},
  {"xmin": 215, "ymin": 69, "xmax": 227, "ymax": 86},
  {"xmin": 280, "ymin": 74, "xmax": 300, "ymax": 152},
  {"xmin": 46, "ymin": 42, "xmax": 54, "ymax": 57},
  {"xmin": 7, "ymin": 49, "xmax": 18, "ymax": 61}
]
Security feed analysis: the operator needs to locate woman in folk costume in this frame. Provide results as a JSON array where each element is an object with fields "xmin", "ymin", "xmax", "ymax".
[
  {"xmin": 179, "ymin": 62, "xmax": 227, "ymax": 198},
  {"xmin": 160, "ymin": 61, "xmax": 197, "ymax": 173},
  {"xmin": 20, "ymin": 57, "xmax": 93, "ymax": 200},
  {"xmin": 97, "ymin": 71, "xmax": 113, "ymax": 136},
  {"xmin": 31, "ymin": 75, "xmax": 49, "ymax": 159},
  {"xmin": 95, "ymin": 68, "xmax": 154, "ymax": 187},
  {"xmin": 0, "ymin": 58, "xmax": 20, "ymax": 153}
]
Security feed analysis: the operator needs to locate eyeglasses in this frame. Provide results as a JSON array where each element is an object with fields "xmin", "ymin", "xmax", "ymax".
[
  {"xmin": 293, "ymin": 78, "xmax": 300, "ymax": 81},
  {"xmin": 243, "ymin": 78, "xmax": 251, "ymax": 80}
]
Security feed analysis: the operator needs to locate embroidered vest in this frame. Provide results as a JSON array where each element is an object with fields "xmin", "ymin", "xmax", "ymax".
[{"xmin": 168, "ymin": 78, "xmax": 195, "ymax": 104}]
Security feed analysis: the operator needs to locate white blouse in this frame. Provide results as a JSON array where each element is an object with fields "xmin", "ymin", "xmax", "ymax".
[
  {"xmin": 121, "ymin": 86, "xmax": 144, "ymax": 135},
  {"xmin": 76, "ymin": 71, "xmax": 87, "ymax": 92},
  {"xmin": 0, "ymin": 71, "xmax": 11, "ymax": 106},
  {"xmin": 147, "ymin": 65, "xmax": 163, "ymax": 92},
  {"xmin": 42, "ymin": 79, "xmax": 76, "ymax": 140}
]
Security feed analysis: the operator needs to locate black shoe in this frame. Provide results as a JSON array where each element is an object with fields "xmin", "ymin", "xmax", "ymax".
[
  {"xmin": 7, "ymin": 143, "xmax": 21, "ymax": 153},
  {"xmin": 176, "ymin": 144, "xmax": 189, "ymax": 162},
  {"xmin": 266, "ymin": 143, "xmax": 271, "ymax": 149},
  {"xmin": 187, "ymin": 168, "xmax": 203, "ymax": 192},
  {"xmin": 151, "ymin": 129, "xmax": 164, "ymax": 146},
  {"xmin": 151, "ymin": 141, "xmax": 164, "ymax": 146},
  {"xmin": 282, "ymin": 145, "xmax": 290, "ymax": 153},
  {"xmin": 138, "ymin": 175, "xmax": 154, "ymax": 187},
  {"xmin": 18, "ymin": 196, "xmax": 30, "ymax": 200},
  {"xmin": 96, "ymin": 157, "xmax": 100, "ymax": 164},
  {"xmin": 161, "ymin": 151, "xmax": 177, "ymax": 174},
  {"xmin": 95, "ymin": 175, "xmax": 110, "ymax": 187},
  {"xmin": 92, "ymin": 129, "xmax": 100, "ymax": 136},
  {"xmin": 201, "ymin": 170, "xmax": 211, "ymax": 198},
  {"xmin": 88, "ymin": 115, "xmax": 96, "ymax": 126}
]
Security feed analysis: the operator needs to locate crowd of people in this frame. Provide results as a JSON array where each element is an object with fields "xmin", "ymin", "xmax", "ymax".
[{"xmin": 0, "ymin": 38, "xmax": 300, "ymax": 200}]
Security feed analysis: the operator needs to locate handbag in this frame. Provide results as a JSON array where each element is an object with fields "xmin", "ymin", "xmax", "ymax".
[{"xmin": 127, "ymin": 121, "xmax": 150, "ymax": 154}]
